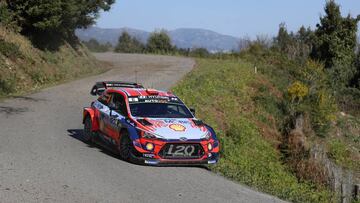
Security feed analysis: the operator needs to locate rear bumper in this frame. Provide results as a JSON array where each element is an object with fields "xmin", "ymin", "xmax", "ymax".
[{"xmin": 130, "ymin": 152, "xmax": 219, "ymax": 166}]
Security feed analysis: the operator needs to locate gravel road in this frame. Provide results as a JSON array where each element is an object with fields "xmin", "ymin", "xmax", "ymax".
[{"xmin": 0, "ymin": 53, "xmax": 287, "ymax": 203}]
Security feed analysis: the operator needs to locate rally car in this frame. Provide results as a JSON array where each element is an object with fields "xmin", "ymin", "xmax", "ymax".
[{"xmin": 82, "ymin": 81, "xmax": 219, "ymax": 165}]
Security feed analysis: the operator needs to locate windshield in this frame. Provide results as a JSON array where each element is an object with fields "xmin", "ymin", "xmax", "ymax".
[{"xmin": 130, "ymin": 103, "xmax": 193, "ymax": 118}]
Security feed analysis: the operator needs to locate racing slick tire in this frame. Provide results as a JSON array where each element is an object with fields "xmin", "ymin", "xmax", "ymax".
[
  {"xmin": 118, "ymin": 131, "xmax": 135, "ymax": 161},
  {"xmin": 83, "ymin": 116, "xmax": 93, "ymax": 143}
]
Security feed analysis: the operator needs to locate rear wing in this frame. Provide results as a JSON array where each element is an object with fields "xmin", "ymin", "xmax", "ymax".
[{"xmin": 90, "ymin": 81, "xmax": 144, "ymax": 96}]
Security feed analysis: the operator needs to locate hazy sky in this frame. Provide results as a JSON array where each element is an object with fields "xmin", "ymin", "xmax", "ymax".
[{"xmin": 96, "ymin": 0, "xmax": 360, "ymax": 38}]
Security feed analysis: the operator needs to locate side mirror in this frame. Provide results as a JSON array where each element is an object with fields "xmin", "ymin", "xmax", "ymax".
[{"xmin": 190, "ymin": 108, "xmax": 196, "ymax": 116}]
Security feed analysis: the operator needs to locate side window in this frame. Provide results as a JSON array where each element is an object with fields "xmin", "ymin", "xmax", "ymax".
[
  {"xmin": 110, "ymin": 93, "xmax": 128, "ymax": 116},
  {"xmin": 98, "ymin": 92, "xmax": 110, "ymax": 106}
]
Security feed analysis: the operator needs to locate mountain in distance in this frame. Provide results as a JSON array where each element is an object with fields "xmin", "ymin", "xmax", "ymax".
[{"xmin": 76, "ymin": 27, "xmax": 240, "ymax": 52}]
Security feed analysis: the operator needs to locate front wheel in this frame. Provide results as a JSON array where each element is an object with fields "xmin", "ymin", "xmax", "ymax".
[
  {"xmin": 83, "ymin": 116, "xmax": 93, "ymax": 143},
  {"xmin": 118, "ymin": 131, "xmax": 134, "ymax": 161}
]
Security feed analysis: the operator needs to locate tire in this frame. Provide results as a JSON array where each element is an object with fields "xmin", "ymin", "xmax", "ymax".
[
  {"xmin": 118, "ymin": 131, "xmax": 133, "ymax": 161},
  {"xmin": 83, "ymin": 116, "xmax": 93, "ymax": 143}
]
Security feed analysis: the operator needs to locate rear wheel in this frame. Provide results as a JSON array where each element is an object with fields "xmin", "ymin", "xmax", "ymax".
[
  {"xmin": 118, "ymin": 131, "xmax": 134, "ymax": 161},
  {"xmin": 83, "ymin": 116, "xmax": 93, "ymax": 143}
]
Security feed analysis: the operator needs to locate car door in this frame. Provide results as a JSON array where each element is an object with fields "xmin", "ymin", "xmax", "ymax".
[
  {"xmin": 97, "ymin": 92, "xmax": 111, "ymax": 135},
  {"xmin": 104, "ymin": 93, "xmax": 127, "ymax": 142}
]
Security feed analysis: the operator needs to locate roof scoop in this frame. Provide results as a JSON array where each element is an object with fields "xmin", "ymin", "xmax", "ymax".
[{"xmin": 146, "ymin": 89, "xmax": 159, "ymax": 95}]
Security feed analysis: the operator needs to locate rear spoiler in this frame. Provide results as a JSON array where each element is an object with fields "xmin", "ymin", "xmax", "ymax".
[{"xmin": 90, "ymin": 81, "xmax": 144, "ymax": 96}]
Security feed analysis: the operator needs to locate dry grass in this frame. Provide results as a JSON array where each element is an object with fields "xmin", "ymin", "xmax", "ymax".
[{"xmin": 0, "ymin": 26, "xmax": 105, "ymax": 97}]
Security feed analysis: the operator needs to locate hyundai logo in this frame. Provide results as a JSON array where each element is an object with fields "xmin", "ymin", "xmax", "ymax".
[{"xmin": 179, "ymin": 137, "xmax": 187, "ymax": 141}]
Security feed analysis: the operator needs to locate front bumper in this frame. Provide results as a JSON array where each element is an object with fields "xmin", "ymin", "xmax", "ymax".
[
  {"xmin": 130, "ymin": 152, "xmax": 220, "ymax": 166},
  {"xmin": 131, "ymin": 138, "xmax": 220, "ymax": 166}
]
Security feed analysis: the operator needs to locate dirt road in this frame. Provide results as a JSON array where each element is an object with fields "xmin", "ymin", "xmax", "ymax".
[{"xmin": 0, "ymin": 53, "xmax": 287, "ymax": 203}]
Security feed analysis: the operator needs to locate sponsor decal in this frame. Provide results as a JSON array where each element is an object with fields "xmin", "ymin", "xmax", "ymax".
[
  {"xmin": 169, "ymin": 124, "xmax": 186, "ymax": 132},
  {"xmin": 179, "ymin": 137, "xmax": 187, "ymax": 141}
]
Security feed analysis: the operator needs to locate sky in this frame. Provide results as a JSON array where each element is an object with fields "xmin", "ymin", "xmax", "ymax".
[{"xmin": 96, "ymin": 0, "xmax": 360, "ymax": 38}]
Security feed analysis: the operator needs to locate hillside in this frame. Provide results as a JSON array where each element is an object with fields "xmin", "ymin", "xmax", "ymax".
[
  {"xmin": 172, "ymin": 58, "xmax": 335, "ymax": 203},
  {"xmin": 172, "ymin": 51, "xmax": 360, "ymax": 202},
  {"xmin": 0, "ymin": 27, "xmax": 105, "ymax": 97},
  {"xmin": 76, "ymin": 27, "xmax": 240, "ymax": 52}
]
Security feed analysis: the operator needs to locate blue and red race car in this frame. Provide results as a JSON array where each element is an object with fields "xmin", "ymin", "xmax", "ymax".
[{"xmin": 83, "ymin": 81, "xmax": 219, "ymax": 165}]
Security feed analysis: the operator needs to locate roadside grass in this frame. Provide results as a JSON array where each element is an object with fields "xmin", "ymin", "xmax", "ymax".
[{"xmin": 172, "ymin": 58, "xmax": 335, "ymax": 203}]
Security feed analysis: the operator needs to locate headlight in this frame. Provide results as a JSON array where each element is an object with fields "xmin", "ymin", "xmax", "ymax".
[
  {"xmin": 207, "ymin": 143, "xmax": 213, "ymax": 151},
  {"xmin": 201, "ymin": 131, "xmax": 211, "ymax": 140},
  {"xmin": 145, "ymin": 143, "xmax": 154, "ymax": 151}
]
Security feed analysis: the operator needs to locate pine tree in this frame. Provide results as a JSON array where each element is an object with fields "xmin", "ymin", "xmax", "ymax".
[
  {"xmin": 311, "ymin": 0, "xmax": 360, "ymax": 86},
  {"xmin": 275, "ymin": 23, "xmax": 292, "ymax": 53}
]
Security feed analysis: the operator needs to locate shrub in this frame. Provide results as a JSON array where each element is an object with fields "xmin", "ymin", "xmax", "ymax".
[
  {"xmin": 0, "ymin": 39, "xmax": 22, "ymax": 60},
  {"xmin": 0, "ymin": 76, "xmax": 17, "ymax": 94},
  {"xmin": 288, "ymin": 81, "xmax": 309, "ymax": 102},
  {"xmin": 189, "ymin": 48, "xmax": 210, "ymax": 58},
  {"xmin": 83, "ymin": 38, "xmax": 112, "ymax": 53}
]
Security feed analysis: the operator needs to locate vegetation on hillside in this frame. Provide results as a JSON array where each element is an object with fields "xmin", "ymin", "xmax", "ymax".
[
  {"xmin": 173, "ymin": 59, "xmax": 334, "ymax": 203},
  {"xmin": 173, "ymin": 1, "xmax": 359, "ymax": 202},
  {"xmin": 0, "ymin": 0, "xmax": 114, "ymax": 96},
  {"xmin": 0, "ymin": 27, "xmax": 105, "ymax": 97}
]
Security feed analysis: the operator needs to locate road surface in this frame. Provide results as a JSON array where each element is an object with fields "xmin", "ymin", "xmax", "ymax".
[{"xmin": 0, "ymin": 53, "xmax": 287, "ymax": 203}]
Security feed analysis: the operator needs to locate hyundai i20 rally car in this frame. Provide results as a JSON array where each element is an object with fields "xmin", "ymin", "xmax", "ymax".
[{"xmin": 83, "ymin": 81, "xmax": 219, "ymax": 165}]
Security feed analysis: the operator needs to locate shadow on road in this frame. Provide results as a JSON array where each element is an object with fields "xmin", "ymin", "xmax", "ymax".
[
  {"xmin": 67, "ymin": 129, "xmax": 121, "ymax": 160},
  {"xmin": 12, "ymin": 96, "xmax": 47, "ymax": 102},
  {"xmin": 0, "ymin": 106, "xmax": 29, "ymax": 116}
]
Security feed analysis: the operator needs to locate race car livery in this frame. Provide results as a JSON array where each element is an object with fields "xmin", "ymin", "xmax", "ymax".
[{"xmin": 83, "ymin": 81, "xmax": 219, "ymax": 165}]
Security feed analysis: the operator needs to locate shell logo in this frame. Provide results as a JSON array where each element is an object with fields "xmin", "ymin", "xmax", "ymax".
[{"xmin": 169, "ymin": 124, "xmax": 186, "ymax": 132}]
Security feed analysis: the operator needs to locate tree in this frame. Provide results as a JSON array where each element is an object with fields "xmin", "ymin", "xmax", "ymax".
[
  {"xmin": 146, "ymin": 30, "xmax": 173, "ymax": 54},
  {"xmin": 0, "ymin": 1, "xmax": 18, "ymax": 29},
  {"xmin": 295, "ymin": 26, "xmax": 315, "ymax": 61},
  {"xmin": 4, "ymin": 0, "xmax": 115, "ymax": 48},
  {"xmin": 352, "ymin": 49, "xmax": 360, "ymax": 87},
  {"xmin": 275, "ymin": 23, "xmax": 293, "ymax": 53},
  {"xmin": 311, "ymin": 0, "xmax": 360, "ymax": 86},
  {"xmin": 114, "ymin": 31, "xmax": 144, "ymax": 53}
]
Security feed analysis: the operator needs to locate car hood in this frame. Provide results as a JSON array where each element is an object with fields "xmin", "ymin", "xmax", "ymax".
[{"xmin": 136, "ymin": 118, "xmax": 208, "ymax": 140}]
